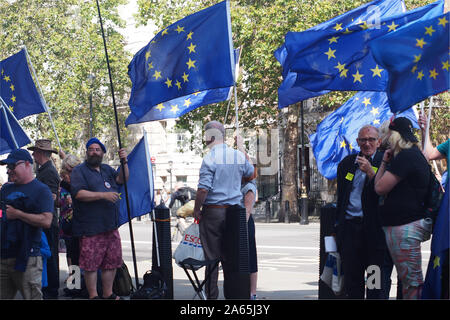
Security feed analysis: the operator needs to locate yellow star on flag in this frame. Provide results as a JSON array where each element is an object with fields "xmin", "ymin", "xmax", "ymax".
[
  {"xmin": 387, "ymin": 21, "xmax": 398, "ymax": 32},
  {"xmin": 370, "ymin": 65, "xmax": 383, "ymax": 77},
  {"xmin": 153, "ymin": 70, "xmax": 162, "ymax": 80},
  {"xmin": 186, "ymin": 58, "xmax": 196, "ymax": 69},
  {"xmin": 415, "ymin": 38, "xmax": 427, "ymax": 49},
  {"xmin": 334, "ymin": 23, "xmax": 343, "ymax": 31},
  {"xmin": 417, "ymin": 70, "xmax": 424, "ymax": 80},
  {"xmin": 9, "ymin": 84, "xmax": 15, "ymax": 91},
  {"xmin": 340, "ymin": 140, "xmax": 346, "ymax": 148},
  {"xmin": 184, "ymin": 98, "xmax": 192, "ymax": 107},
  {"xmin": 442, "ymin": 60, "xmax": 449, "ymax": 72},
  {"xmin": 3, "ymin": 75, "xmax": 10, "ymax": 82},
  {"xmin": 370, "ymin": 107, "xmax": 379, "ymax": 116},
  {"xmin": 182, "ymin": 72, "xmax": 189, "ymax": 82},
  {"xmin": 433, "ymin": 256, "xmax": 440, "ymax": 269},
  {"xmin": 161, "ymin": 28, "xmax": 169, "ymax": 36},
  {"xmin": 170, "ymin": 105, "xmax": 179, "ymax": 113},
  {"xmin": 11, "ymin": 95, "xmax": 16, "ymax": 103},
  {"xmin": 373, "ymin": 119, "xmax": 380, "ymax": 125},
  {"xmin": 145, "ymin": 50, "xmax": 151, "ymax": 60},
  {"xmin": 342, "ymin": 28, "xmax": 352, "ymax": 34},
  {"xmin": 334, "ymin": 62, "xmax": 346, "ymax": 72},
  {"xmin": 148, "ymin": 62, "xmax": 153, "ymax": 70},
  {"xmin": 359, "ymin": 21, "xmax": 370, "ymax": 30},
  {"xmin": 156, "ymin": 103, "xmax": 165, "ymax": 111},
  {"xmin": 9, "ymin": 106, "xmax": 13, "ymax": 112},
  {"xmin": 411, "ymin": 65, "xmax": 418, "ymax": 74},
  {"xmin": 186, "ymin": 31, "xmax": 194, "ymax": 40},
  {"xmin": 424, "ymin": 25, "xmax": 435, "ymax": 36},
  {"xmin": 352, "ymin": 70, "xmax": 364, "ymax": 83},
  {"xmin": 413, "ymin": 54, "xmax": 421, "ymax": 63},
  {"xmin": 349, "ymin": 143, "xmax": 354, "ymax": 151},
  {"xmin": 324, "ymin": 47, "xmax": 336, "ymax": 60},
  {"xmin": 438, "ymin": 16, "xmax": 448, "ymax": 28},
  {"xmin": 362, "ymin": 97, "xmax": 371, "ymax": 107},
  {"xmin": 328, "ymin": 36, "xmax": 339, "ymax": 44},
  {"xmin": 340, "ymin": 68, "xmax": 348, "ymax": 78},
  {"xmin": 175, "ymin": 25, "xmax": 184, "ymax": 33},
  {"xmin": 165, "ymin": 78, "xmax": 173, "ymax": 88},
  {"xmin": 187, "ymin": 43, "xmax": 196, "ymax": 53},
  {"xmin": 175, "ymin": 80, "xmax": 182, "ymax": 90},
  {"xmin": 429, "ymin": 69, "xmax": 438, "ymax": 80}
]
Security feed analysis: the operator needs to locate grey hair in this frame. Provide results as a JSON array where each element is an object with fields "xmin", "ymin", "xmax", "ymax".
[{"xmin": 204, "ymin": 121, "xmax": 225, "ymax": 141}]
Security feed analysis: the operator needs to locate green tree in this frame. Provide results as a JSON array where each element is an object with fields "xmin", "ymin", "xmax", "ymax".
[{"xmin": 0, "ymin": 0, "xmax": 131, "ymax": 158}]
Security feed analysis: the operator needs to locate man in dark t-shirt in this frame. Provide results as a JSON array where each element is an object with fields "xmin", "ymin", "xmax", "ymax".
[
  {"xmin": 0, "ymin": 149, "xmax": 53, "ymax": 300},
  {"xmin": 70, "ymin": 138, "xmax": 129, "ymax": 300}
]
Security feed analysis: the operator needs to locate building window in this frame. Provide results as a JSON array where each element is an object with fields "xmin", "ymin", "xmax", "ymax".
[{"xmin": 176, "ymin": 175, "xmax": 187, "ymax": 183}]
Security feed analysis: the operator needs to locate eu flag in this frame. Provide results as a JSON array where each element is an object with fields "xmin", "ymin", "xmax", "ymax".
[
  {"xmin": 0, "ymin": 99, "xmax": 31, "ymax": 155},
  {"xmin": 422, "ymin": 184, "xmax": 449, "ymax": 299},
  {"xmin": 371, "ymin": 12, "xmax": 449, "ymax": 113},
  {"xmin": 126, "ymin": 48, "xmax": 240, "ymax": 125},
  {"xmin": 309, "ymin": 91, "xmax": 417, "ymax": 180},
  {"xmin": 0, "ymin": 49, "xmax": 46, "ymax": 120},
  {"xmin": 276, "ymin": 0, "xmax": 444, "ymax": 106},
  {"xmin": 118, "ymin": 135, "xmax": 154, "ymax": 227},
  {"xmin": 127, "ymin": 1, "xmax": 235, "ymax": 120}
]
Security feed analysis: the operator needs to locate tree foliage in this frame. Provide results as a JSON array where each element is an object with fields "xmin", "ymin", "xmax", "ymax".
[{"xmin": 0, "ymin": 0, "xmax": 131, "ymax": 157}]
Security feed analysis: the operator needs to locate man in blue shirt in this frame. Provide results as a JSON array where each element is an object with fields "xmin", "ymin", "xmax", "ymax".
[
  {"xmin": 0, "ymin": 149, "xmax": 53, "ymax": 299},
  {"xmin": 193, "ymin": 121, "xmax": 254, "ymax": 299},
  {"xmin": 70, "ymin": 138, "xmax": 129, "ymax": 300}
]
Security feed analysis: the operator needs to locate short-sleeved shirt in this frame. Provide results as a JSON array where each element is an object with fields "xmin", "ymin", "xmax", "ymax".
[
  {"xmin": 198, "ymin": 143, "xmax": 254, "ymax": 206},
  {"xmin": 437, "ymin": 139, "xmax": 449, "ymax": 184},
  {"xmin": 70, "ymin": 162, "xmax": 120, "ymax": 237},
  {"xmin": 379, "ymin": 146, "xmax": 430, "ymax": 226},
  {"xmin": 35, "ymin": 160, "xmax": 61, "ymax": 226},
  {"xmin": 0, "ymin": 180, "xmax": 54, "ymax": 261}
]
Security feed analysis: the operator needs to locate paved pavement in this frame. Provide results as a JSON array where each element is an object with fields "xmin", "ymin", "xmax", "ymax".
[{"xmin": 55, "ymin": 219, "xmax": 432, "ymax": 300}]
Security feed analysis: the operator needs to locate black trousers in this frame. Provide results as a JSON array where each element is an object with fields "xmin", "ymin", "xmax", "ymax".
[
  {"xmin": 341, "ymin": 218, "xmax": 386, "ymax": 299},
  {"xmin": 42, "ymin": 225, "xmax": 60, "ymax": 298}
]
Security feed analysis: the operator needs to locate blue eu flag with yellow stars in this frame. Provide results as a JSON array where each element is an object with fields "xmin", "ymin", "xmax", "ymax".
[
  {"xmin": 309, "ymin": 91, "xmax": 418, "ymax": 180},
  {"xmin": 422, "ymin": 185, "xmax": 449, "ymax": 299},
  {"xmin": 127, "ymin": 1, "xmax": 235, "ymax": 122},
  {"xmin": 0, "ymin": 100, "xmax": 31, "ymax": 155},
  {"xmin": 275, "ymin": 0, "xmax": 444, "ymax": 107},
  {"xmin": 371, "ymin": 12, "xmax": 449, "ymax": 113},
  {"xmin": 0, "ymin": 49, "xmax": 46, "ymax": 120}
]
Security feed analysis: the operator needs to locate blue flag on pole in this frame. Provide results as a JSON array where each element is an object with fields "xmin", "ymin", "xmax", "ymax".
[
  {"xmin": 309, "ymin": 91, "xmax": 418, "ymax": 180},
  {"xmin": 422, "ymin": 185, "xmax": 449, "ymax": 299},
  {"xmin": 127, "ymin": 1, "xmax": 235, "ymax": 120},
  {"xmin": 275, "ymin": 0, "xmax": 444, "ymax": 107},
  {"xmin": 118, "ymin": 136, "xmax": 154, "ymax": 227},
  {"xmin": 370, "ymin": 12, "xmax": 449, "ymax": 113},
  {"xmin": 126, "ymin": 48, "xmax": 240, "ymax": 125},
  {"xmin": 0, "ymin": 100, "xmax": 31, "ymax": 155},
  {"xmin": 0, "ymin": 49, "xmax": 46, "ymax": 120}
]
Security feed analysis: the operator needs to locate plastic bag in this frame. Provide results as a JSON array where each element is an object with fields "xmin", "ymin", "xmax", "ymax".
[
  {"xmin": 173, "ymin": 221, "xmax": 205, "ymax": 270},
  {"xmin": 320, "ymin": 252, "xmax": 344, "ymax": 295}
]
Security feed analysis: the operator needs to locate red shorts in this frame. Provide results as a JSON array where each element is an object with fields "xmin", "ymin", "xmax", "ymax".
[{"xmin": 79, "ymin": 229, "xmax": 122, "ymax": 271}]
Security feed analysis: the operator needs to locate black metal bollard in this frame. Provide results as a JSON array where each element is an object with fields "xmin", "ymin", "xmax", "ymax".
[{"xmin": 152, "ymin": 203, "xmax": 174, "ymax": 299}]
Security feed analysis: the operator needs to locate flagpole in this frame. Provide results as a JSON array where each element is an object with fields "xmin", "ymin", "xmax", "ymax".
[
  {"xmin": 95, "ymin": 0, "xmax": 139, "ymax": 289},
  {"xmin": 0, "ymin": 97, "xmax": 19, "ymax": 149},
  {"xmin": 143, "ymin": 129, "xmax": 161, "ymax": 267},
  {"xmin": 423, "ymin": 98, "xmax": 433, "ymax": 152},
  {"xmin": 22, "ymin": 46, "xmax": 62, "ymax": 151}
]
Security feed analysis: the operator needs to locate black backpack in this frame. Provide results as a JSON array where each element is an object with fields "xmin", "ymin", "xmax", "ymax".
[
  {"xmin": 423, "ymin": 164, "xmax": 445, "ymax": 230},
  {"xmin": 130, "ymin": 269, "xmax": 167, "ymax": 300},
  {"xmin": 113, "ymin": 261, "xmax": 134, "ymax": 297}
]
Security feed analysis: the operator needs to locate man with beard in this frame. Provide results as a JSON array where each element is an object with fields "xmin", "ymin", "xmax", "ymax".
[{"xmin": 70, "ymin": 138, "xmax": 129, "ymax": 300}]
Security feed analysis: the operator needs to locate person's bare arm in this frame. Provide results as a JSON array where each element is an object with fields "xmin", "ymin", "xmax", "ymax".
[{"xmin": 5, "ymin": 206, "xmax": 52, "ymax": 229}]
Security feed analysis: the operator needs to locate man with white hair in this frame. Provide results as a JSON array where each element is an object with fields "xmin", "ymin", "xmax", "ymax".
[{"xmin": 193, "ymin": 121, "xmax": 255, "ymax": 300}]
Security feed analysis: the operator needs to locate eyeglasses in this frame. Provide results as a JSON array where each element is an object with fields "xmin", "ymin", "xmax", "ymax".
[
  {"xmin": 357, "ymin": 137, "xmax": 378, "ymax": 144},
  {"xmin": 6, "ymin": 161, "xmax": 25, "ymax": 170},
  {"xmin": 87, "ymin": 147, "xmax": 102, "ymax": 152}
]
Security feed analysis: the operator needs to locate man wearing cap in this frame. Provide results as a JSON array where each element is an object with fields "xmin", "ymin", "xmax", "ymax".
[
  {"xmin": 70, "ymin": 138, "xmax": 129, "ymax": 300},
  {"xmin": 335, "ymin": 124, "xmax": 387, "ymax": 299},
  {"xmin": 375, "ymin": 117, "xmax": 431, "ymax": 299},
  {"xmin": 0, "ymin": 149, "xmax": 54, "ymax": 299},
  {"xmin": 28, "ymin": 139, "xmax": 61, "ymax": 299}
]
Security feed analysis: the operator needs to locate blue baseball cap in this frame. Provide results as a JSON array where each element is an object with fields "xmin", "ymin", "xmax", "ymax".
[
  {"xmin": 86, "ymin": 137, "xmax": 106, "ymax": 153},
  {"xmin": 0, "ymin": 149, "xmax": 34, "ymax": 165}
]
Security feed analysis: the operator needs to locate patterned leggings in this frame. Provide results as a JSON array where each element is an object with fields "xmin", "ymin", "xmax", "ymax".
[{"xmin": 383, "ymin": 218, "xmax": 432, "ymax": 299}]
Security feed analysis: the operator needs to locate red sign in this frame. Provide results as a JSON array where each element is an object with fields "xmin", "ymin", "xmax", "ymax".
[{"xmin": 150, "ymin": 156, "xmax": 156, "ymax": 164}]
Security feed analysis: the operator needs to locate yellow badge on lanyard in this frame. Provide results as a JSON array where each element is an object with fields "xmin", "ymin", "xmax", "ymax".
[
  {"xmin": 372, "ymin": 166, "xmax": 378, "ymax": 174},
  {"xmin": 345, "ymin": 173, "xmax": 354, "ymax": 181}
]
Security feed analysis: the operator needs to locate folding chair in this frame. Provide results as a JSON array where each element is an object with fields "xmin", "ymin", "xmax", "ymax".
[{"xmin": 178, "ymin": 258, "xmax": 220, "ymax": 300}]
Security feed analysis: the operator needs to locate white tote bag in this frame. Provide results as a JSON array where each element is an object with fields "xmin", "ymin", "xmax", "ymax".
[
  {"xmin": 173, "ymin": 222, "xmax": 205, "ymax": 270},
  {"xmin": 320, "ymin": 252, "xmax": 344, "ymax": 295}
]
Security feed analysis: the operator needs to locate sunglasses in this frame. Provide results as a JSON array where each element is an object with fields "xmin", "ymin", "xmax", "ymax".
[
  {"xmin": 6, "ymin": 161, "xmax": 26, "ymax": 170},
  {"xmin": 357, "ymin": 137, "xmax": 378, "ymax": 144}
]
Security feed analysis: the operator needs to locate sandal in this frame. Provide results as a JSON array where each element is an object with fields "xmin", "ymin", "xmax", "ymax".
[{"xmin": 103, "ymin": 293, "xmax": 123, "ymax": 300}]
